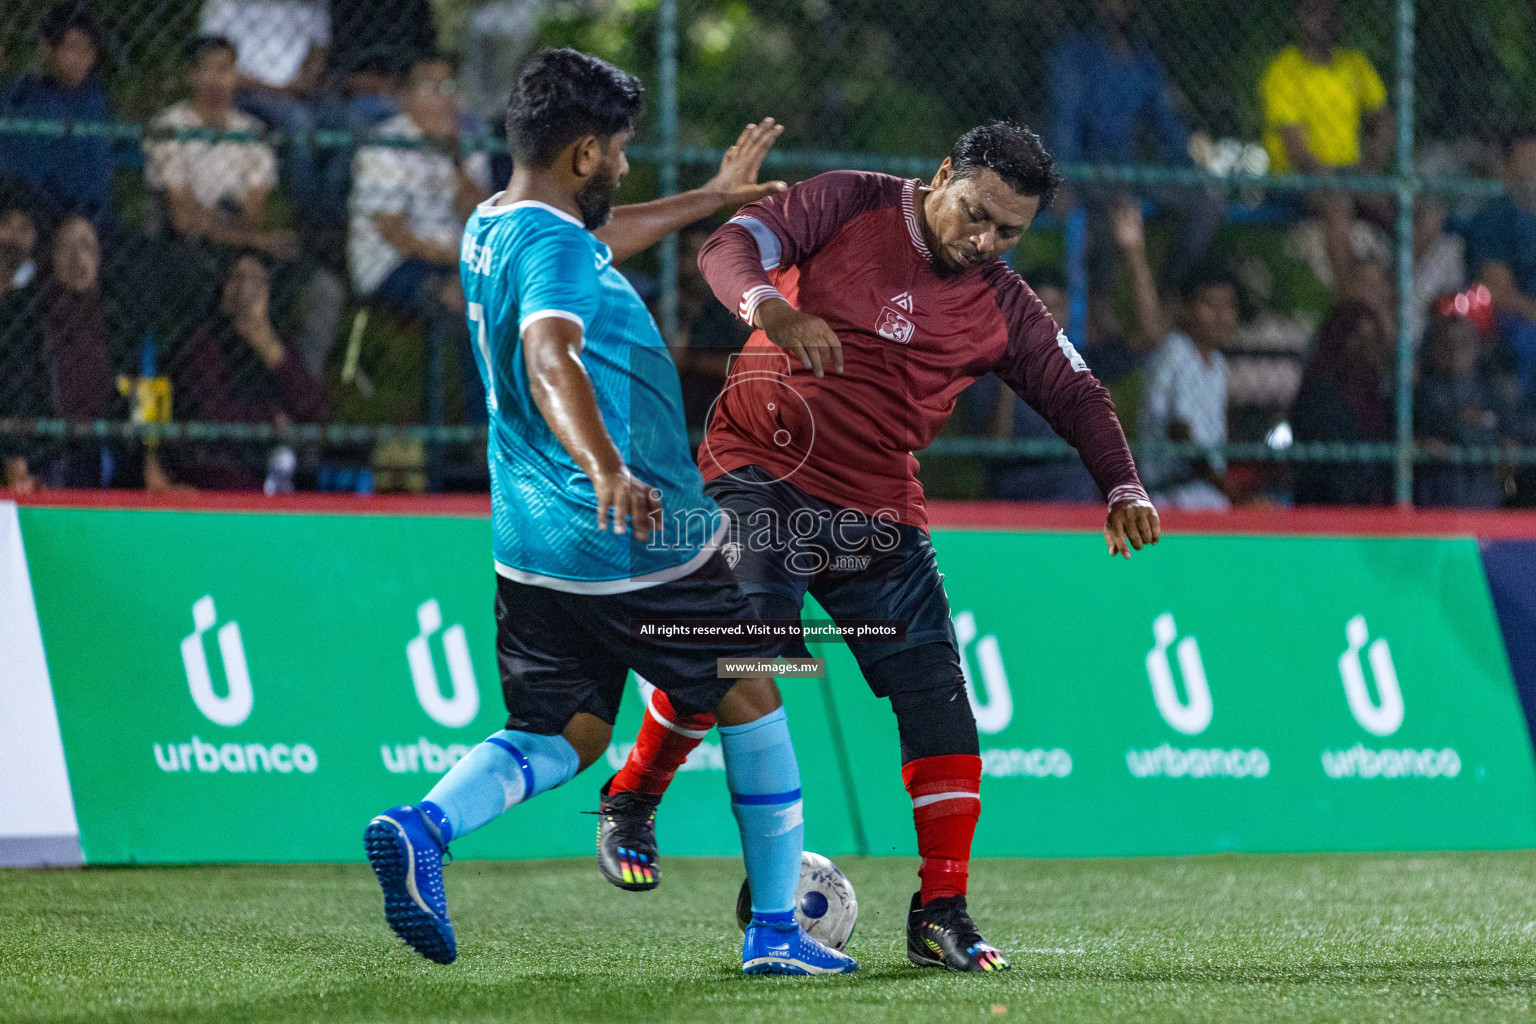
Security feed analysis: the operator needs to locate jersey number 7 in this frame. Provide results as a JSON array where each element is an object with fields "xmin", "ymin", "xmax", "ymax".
[{"xmin": 468, "ymin": 302, "xmax": 498, "ymax": 413}]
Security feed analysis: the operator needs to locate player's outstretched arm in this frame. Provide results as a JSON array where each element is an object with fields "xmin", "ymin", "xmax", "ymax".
[
  {"xmin": 523, "ymin": 316, "xmax": 661, "ymax": 540},
  {"xmin": 1105, "ymin": 498, "xmax": 1161, "ymax": 559},
  {"xmin": 594, "ymin": 118, "xmax": 787, "ymax": 263}
]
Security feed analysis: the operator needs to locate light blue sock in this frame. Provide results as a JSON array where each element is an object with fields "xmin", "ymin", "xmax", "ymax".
[
  {"xmin": 421, "ymin": 729, "xmax": 579, "ymax": 842},
  {"xmin": 719, "ymin": 706, "xmax": 802, "ymax": 929}
]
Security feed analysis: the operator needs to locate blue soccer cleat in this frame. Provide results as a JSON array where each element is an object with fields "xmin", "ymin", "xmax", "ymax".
[
  {"xmin": 742, "ymin": 923, "xmax": 860, "ymax": 975},
  {"xmin": 364, "ymin": 805, "xmax": 457, "ymax": 964}
]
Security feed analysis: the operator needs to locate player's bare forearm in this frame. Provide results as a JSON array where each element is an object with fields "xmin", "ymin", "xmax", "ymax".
[
  {"xmin": 1105, "ymin": 497, "xmax": 1161, "ymax": 559},
  {"xmin": 523, "ymin": 318, "xmax": 623, "ymax": 480},
  {"xmin": 595, "ymin": 118, "xmax": 787, "ymax": 263},
  {"xmin": 596, "ymin": 192, "xmax": 742, "ymax": 263},
  {"xmin": 523, "ymin": 316, "xmax": 659, "ymax": 537}
]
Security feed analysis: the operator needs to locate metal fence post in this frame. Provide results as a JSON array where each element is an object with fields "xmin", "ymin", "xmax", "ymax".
[
  {"xmin": 1392, "ymin": 0, "xmax": 1417, "ymax": 505},
  {"xmin": 657, "ymin": 0, "xmax": 681, "ymax": 344}
]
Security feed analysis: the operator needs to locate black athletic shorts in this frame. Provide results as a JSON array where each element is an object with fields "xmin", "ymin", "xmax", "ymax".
[
  {"xmin": 704, "ymin": 464, "xmax": 958, "ymax": 680},
  {"xmin": 494, "ymin": 550, "xmax": 780, "ymax": 734}
]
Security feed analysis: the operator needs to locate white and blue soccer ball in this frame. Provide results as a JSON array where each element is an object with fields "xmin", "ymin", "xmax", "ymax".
[{"xmin": 736, "ymin": 851, "xmax": 859, "ymax": 950}]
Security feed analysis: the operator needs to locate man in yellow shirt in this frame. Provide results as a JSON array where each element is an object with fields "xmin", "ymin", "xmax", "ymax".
[
  {"xmin": 1262, "ymin": 0, "xmax": 1391, "ymax": 176},
  {"xmin": 1260, "ymin": 0, "xmax": 1393, "ymax": 292}
]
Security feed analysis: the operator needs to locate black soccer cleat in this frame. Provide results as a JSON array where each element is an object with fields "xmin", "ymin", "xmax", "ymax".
[
  {"xmin": 596, "ymin": 777, "xmax": 662, "ymax": 891},
  {"xmin": 906, "ymin": 892, "xmax": 1009, "ymax": 972}
]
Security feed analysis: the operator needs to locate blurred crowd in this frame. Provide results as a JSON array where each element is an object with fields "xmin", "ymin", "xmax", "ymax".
[
  {"xmin": 1, "ymin": 0, "xmax": 1534, "ymax": 507},
  {"xmin": 953, "ymin": 0, "xmax": 1536, "ymax": 510}
]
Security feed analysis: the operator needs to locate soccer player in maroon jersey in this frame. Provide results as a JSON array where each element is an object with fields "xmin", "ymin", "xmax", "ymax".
[{"xmin": 597, "ymin": 122, "xmax": 1161, "ymax": 972}]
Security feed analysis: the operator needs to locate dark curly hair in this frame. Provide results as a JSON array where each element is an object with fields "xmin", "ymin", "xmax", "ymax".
[
  {"xmin": 504, "ymin": 48, "xmax": 644, "ymax": 168},
  {"xmin": 949, "ymin": 121, "xmax": 1061, "ymax": 209}
]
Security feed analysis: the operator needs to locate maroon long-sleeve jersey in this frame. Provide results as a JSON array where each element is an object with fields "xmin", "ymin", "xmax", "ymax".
[{"xmin": 697, "ymin": 170, "xmax": 1146, "ymax": 529}]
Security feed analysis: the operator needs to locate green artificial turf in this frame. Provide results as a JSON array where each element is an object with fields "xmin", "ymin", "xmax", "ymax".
[{"xmin": 4, "ymin": 853, "xmax": 1536, "ymax": 1023}]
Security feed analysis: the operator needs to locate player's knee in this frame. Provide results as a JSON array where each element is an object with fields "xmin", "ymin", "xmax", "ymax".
[
  {"xmin": 869, "ymin": 643, "xmax": 979, "ymax": 763},
  {"xmin": 561, "ymin": 713, "xmax": 613, "ymax": 771},
  {"xmin": 714, "ymin": 676, "xmax": 783, "ymax": 727}
]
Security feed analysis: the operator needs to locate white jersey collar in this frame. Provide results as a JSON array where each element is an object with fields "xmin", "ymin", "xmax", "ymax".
[
  {"xmin": 902, "ymin": 179, "xmax": 933, "ymax": 261},
  {"xmin": 478, "ymin": 193, "xmax": 585, "ymax": 227}
]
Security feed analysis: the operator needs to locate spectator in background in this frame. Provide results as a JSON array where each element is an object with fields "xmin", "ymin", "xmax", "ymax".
[
  {"xmin": 0, "ymin": 3, "xmax": 114, "ymax": 225},
  {"xmin": 199, "ymin": 0, "xmax": 331, "ymax": 225},
  {"xmin": 1414, "ymin": 306, "xmax": 1511, "ymax": 508},
  {"xmin": 313, "ymin": 46, "xmax": 405, "ymax": 234},
  {"xmin": 11, "ymin": 216, "xmax": 144, "ymax": 489},
  {"xmin": 325, "ymin": 45, "xmax": 404, "ymax": 138},
  {"xmin": 328, "ymin": 0, "xmax": 438, "ymax": 84},
  {"xmin": 146, "ymin": 37, "xmax": 294, "ymax": 259},
  {"xmin": 39, "ymin": 216, "xmax": 121, "ymax": 439},
  {"xmin": 1138, "ymin": 256, "xmax": 1240, "ymax": 511},
  {"xmin": 1261, "ymin": 0, "xmax": 1393, "ymax": 289},
  {"xmin": 163, "ymin": 252, "xmax": 329, "ymax": 489},
  {"xmin": 0, "ymin": 191, "xmax": 46, "ymax": 493},
  {"xmin": 0, "ymin": 187, "xmax": 40, "ymax": 294},
  {"xmin": 1290, "ymin": 300, "xmax": 1394, "ymax": 505},
  {"xmin": 1466, "ymin": 124, "xmax": 1536, "ymax": 400},
  {"xmin": 1407, "ymin": 194, "xmax": 1465, "ymax": 348},
  {"xmin": 983, "ymin": 205, "xmax": 1159, "ymax": 502},
  {"xmin": 1048, "ymin": 0, "xmax": 1223, "ymax": 301},
  {"xmin": 349, "ymin": 53, "xmax": 491, "ymax": 422},
  {"xmin": 147, "ymin": 37, "xmax": 344, "ymax": 374}
]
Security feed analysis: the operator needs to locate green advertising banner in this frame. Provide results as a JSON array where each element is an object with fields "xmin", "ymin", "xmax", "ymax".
[
  {"xmin": 18, "ymin": 508, "xmax": 855, "ymax": 865},
  {"xmin": 18, "ymin": 507, "xmax": 1536, "ymax": 864},
  {"xmin": 824, "ymin": 532, "xmax": 1536, "ymax": 858}
]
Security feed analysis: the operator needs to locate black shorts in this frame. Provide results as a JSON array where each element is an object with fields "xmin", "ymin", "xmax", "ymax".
[
  {"xmin": 494, "ymin": 551, "xmax": 780, "ymax": 735},
  {"xmin": 704, "ymin": 464, "xmax": 958, "ymax": 680}
]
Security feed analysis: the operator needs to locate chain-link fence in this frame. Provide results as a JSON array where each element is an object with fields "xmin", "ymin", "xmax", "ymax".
[{"xmin": 2, "ymin": 0, "xmax": 1535, "ymax": 507}]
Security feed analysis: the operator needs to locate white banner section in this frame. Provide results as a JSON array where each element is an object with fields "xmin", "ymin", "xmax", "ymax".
[{"xmin": 0, "ymin": 501, "xmax": 81, "ymax": 866}]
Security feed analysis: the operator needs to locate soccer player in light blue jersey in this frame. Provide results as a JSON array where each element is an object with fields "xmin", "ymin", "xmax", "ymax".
[{"xmin": 363, "ymin": 48, "xmax": 857, "ymax": 976}]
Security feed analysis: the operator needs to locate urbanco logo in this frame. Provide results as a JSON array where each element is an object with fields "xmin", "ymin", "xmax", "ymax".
[
  {"xmin": 954, "ymin": 610, "xmax": 1012, "ymax": 735},
  {"xmin": 406, "ymin": 599, "xmax": 481, "ymax": 728},
  {"xmin": 180, "ymin": 595, "xmax": 253, "ymax": 727},
  {"xmin": 1145, "ymin": 612, "xmax": 1212, "ymax": 735},
  {"xmin": 1338, "ymin": 615, "xmax": 1404, "ymax": 737}
]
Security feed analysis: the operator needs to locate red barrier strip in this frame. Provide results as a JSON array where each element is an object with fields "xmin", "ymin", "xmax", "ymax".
[
  {"xmin": 11, "ymin": 489, "xmax": 492, "ymax": 518},
  {"xmin": 925, "ymin": 501, "xmax": 1536, "ymax": 538},
  {"xmin": 13, "ymin": 489, "xmax": 1536, "ymax": 537}
]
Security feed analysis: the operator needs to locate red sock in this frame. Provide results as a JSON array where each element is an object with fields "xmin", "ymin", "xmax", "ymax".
[
  {"xmin": 902, "ymin": 753, "xmax": 982, "ymax": 903},
  {"xmin": 609, "ymin": 689, "xmax": 716, "ymax": 797}
]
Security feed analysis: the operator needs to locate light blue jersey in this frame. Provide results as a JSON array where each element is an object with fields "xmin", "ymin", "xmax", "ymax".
[{"xmin": 460, "ymin": 196, "xmax": 722, "ymax": 591}]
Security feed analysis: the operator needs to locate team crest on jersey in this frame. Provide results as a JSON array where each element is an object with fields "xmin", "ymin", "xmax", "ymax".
[{"xmin": 876, "ymin": 306, "xmax": 915, "ymax": 344}]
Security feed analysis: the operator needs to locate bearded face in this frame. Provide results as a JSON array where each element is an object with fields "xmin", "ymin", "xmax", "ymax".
[{"xmin": 576, "ymin": 150, "xmax": 623, "ymax": 230}]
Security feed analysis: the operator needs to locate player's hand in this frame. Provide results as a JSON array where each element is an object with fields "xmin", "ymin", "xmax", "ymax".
[
  {"xmin": 703, "ymin": 118, "xmax": 788, "ymax": 209},
  {"xmin": 1105, "ymin": 497, "xmax": 1161, "ymax": 559},
  {"xmin": 756, "ymin": 298, "xmax": 843, "ymax": 377},
  {"xmin": 592, "ymin": 464, "xmax": 662, "ymax": 542}
]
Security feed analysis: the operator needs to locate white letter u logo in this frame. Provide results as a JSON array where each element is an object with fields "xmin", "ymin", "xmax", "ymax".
[
  {"xmin": 180, "ymin": 595, "xmax": 253, "ymax": 727},
  {"xmin": 1146, "ymin": 612, "xmax": 1212, "ymax": 735},
  {"xmin": 955, "ymin": 610, "xmax": 1014, "ymax": 735},
  {"xmin": 407, "ymin": 599, "xmax": 480, "ymax": 728},
  {"xmin": 1339, "ymin": 615, "xmax": 1404, "ymax": 736}
]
